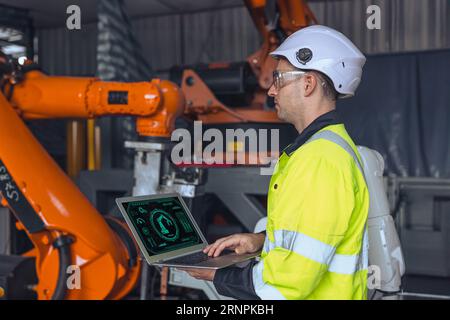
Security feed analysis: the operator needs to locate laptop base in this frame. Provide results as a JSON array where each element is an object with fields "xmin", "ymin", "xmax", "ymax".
[{"xmin": 153, "ymin": 252, "xmax": 260, "ymax": 270}]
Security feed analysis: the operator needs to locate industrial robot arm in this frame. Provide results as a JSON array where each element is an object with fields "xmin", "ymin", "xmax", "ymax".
[
  {"xmin": 5, "ymin": 67, "xmax": 184, "ymax": 136},
  {"xmin": 244, "ymin": 0, "xmax": 317, "ymax": 89},
  {"xmin": 180, "ymin": 0, "xmax": 317, "ymax": 124},
  {"xmin": 0, "ymin": 56, "xmax": 184, "ymax": 300}
]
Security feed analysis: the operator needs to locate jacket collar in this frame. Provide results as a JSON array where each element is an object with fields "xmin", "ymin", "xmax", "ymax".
[{"xmin": 283, "ymin": 109, "xmax": 343, "ymax": 156}]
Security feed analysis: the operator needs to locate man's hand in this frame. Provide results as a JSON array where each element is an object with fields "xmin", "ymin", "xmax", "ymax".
[
  {"xmin": 179, "ymin": 268, "xmax": 216, "ymax": 281},
  {"xmin": 179, "ymin": 233, "xmax": 265, "ymax": 281},
  {"xmin": 203, "ymin": 232, "xmax": 265, "ymax": 257}
]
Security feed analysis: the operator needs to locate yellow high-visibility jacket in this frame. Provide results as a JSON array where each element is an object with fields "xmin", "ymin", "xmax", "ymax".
[
  {"xmin": 252, "ymin": 123, "xmax": 370, "ymax": 300},
  {"xmin": 213, "ymin": 111, "xmax": 369, "ymax": 300}
]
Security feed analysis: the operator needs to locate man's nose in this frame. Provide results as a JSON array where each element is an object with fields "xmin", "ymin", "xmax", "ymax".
[{"xmin": 268, "ymin": 84, "xmax": 277, "ymax": 97}]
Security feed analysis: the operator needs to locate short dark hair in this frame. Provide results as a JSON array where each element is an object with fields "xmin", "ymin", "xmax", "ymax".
[{"xmin": 313, "ymin": 71, "xmax": 339, "ymax": 101}]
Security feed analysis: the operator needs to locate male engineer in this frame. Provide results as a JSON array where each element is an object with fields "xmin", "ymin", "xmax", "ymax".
[{"xmin": 184, "ymin": 25, "xmax": 369, "ymax": 300}]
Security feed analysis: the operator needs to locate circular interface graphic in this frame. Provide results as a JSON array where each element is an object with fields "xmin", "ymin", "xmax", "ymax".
[{"xmin": 149, "ymin": 209, "xmax": 180, "ymax": 242}]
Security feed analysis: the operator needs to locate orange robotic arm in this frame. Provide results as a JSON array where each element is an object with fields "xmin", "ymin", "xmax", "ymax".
[
  {"xmin": 245, "ymin": 0, "xmax": 317, "ymax": 89},
  {"xmin": 8, "ymin": 69, "xmax": 185, "ymax": 136},
  {"xmin": 181, "ymin": 0, "xmax": 316, "ymax": 124},
  {"xmin": 0, "ymin": 0, "xmax": 316, "ymax": 297},
  {"xmin": 0, "ymin": 66, "xmax": 184, "ymax": 299}
]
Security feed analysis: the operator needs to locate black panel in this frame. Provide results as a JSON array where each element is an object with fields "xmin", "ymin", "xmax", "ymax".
[
  {"xmin": 337, "ymin": 49, "xmax": 450, "ymax": 178},
  {"xmin": 108, "ymin": 91, "xmax": 128, "ymax": 105}
]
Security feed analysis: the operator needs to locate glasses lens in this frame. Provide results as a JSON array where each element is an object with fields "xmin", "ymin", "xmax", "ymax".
[{"xmin": 273, "ymin": 71, "xmax": 282, "ymax": 89}]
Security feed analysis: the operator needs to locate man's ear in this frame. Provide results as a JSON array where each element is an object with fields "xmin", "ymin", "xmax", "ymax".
[{"xmin": 303, "ymin": 73, "xmax": 317, "ymax": 97}]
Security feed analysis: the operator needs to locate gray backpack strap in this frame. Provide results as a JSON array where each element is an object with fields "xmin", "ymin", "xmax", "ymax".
[{"xmin": 306, "ymin": 130, "xmax": 365, "ymax": 179}]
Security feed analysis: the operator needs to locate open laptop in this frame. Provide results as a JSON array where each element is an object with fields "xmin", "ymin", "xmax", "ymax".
[{"xmin": 116, "ymin": 193, "xmax": 260, "ymax": 269}]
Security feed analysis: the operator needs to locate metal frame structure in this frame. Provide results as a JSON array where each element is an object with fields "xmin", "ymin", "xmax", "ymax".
[{"xmin": 387, "ymin": 177, "xmax": 450, "ymax": 277}]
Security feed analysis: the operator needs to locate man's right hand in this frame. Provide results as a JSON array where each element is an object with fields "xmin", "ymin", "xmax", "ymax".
[{"xmin": 203, "ymin": 232, "xmax": 265, "ymax": 257}]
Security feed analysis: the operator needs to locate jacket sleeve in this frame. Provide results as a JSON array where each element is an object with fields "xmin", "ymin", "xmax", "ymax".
[
  {"xmin": 213, "ymin": 259, "xmax": 260, "ymax": 300},
  {"xmin": 252, "ymin": 154, "xmax": 357, "ymax": 299}
]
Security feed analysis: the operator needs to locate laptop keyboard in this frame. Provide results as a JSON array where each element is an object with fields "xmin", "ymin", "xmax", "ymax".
[{"xmin": 166, "ymin": 251, "xmax": 212, "ymax": 265}]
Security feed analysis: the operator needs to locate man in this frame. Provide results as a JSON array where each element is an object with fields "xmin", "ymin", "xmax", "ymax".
[{"xmin": 184, "ymin": 25, "xmax": 369, "ymax": 300}]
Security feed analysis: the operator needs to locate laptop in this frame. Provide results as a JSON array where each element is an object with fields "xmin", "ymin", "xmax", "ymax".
[{"xmin": 116, "ymin": 193, "xmax": 260, "ymax": 269}]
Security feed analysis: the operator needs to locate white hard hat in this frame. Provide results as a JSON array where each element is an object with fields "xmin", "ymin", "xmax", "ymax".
[{"xmin": 270, "ymin": 25, "xmax": 366, "ymax": 98}]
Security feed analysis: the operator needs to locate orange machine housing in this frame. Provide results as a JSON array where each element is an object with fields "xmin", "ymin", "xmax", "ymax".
[
  {"xmin": 10, "ymin": 70, "xmax": 185, "ymax": 136},
  {"xmin": 181, "ymin": 0, "xmax": 316, "ymax": 124},
  {"xmin": 0, "ymin": 0, "xmax": 314, "ymax": 300},
  {"xmin": 0, "ymin": 70, "xmax": 184, "ymax": 299}
]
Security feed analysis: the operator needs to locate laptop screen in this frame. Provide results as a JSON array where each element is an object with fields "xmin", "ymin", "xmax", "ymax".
[{"xmin": 121, "ymin": 196, "xmax": 203, "ymax": 256}]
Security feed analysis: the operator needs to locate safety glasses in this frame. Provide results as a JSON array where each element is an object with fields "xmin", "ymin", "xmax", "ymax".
[{"xmin": 272, "ymin": 70, "xmax": 306, "ymax": 90}]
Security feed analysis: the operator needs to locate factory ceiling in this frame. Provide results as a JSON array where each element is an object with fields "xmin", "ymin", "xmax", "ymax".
[{"xmin": 0, "ymin": 0, "xmax": 245, "ymax": 28}]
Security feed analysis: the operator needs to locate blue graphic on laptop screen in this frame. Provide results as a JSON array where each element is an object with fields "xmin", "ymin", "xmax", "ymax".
[{"xmin": 123, "ymin": 197, "xmax": 202, "ymax": 255}]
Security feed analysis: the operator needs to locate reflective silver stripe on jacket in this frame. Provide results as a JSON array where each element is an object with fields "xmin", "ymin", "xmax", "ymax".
[
  {"xmin": 252, "ymin": 259, "xmax": 286, "ymax": 300},
  {"xmin": 263, "ymin": 229, "xmax": 367, "ymax": 275},
  {"xmin": 329, "ymin": 226, "xmax": 369, "ymax": 274}
]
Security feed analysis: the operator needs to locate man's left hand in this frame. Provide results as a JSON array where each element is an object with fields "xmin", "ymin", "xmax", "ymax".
[{"xmin": 179, "ymin": 268, "xmax": 216, "ymax": 281}]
